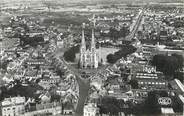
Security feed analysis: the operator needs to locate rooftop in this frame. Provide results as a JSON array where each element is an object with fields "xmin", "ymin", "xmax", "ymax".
[{"xmin": 1, "ymin": 96, "xmax": 26, "ymax": 106}]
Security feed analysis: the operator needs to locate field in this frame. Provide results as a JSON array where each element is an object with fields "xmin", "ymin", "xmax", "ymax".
[
  {"xmin": 40, "ymin": 12, "xmax": 90, "ymax": 26},
  {"xmin": 0, "ymin": 13, "xmax": 11, "ymax": 25}
]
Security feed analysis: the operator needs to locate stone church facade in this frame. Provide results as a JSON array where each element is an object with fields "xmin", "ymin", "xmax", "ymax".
[{"xmin": 79, "ymin": 23, "xmax": 98, "ymax": 69}]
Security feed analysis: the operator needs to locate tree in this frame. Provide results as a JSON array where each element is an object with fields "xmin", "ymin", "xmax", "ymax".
[
  {"xmin": 63, "ymin": 45, "xmax": 80, "ymax": 62},
  {"xmin": 151, "ymin": 54, "xmax": 183, "ymax": 78},
  {"xmin": 0, "ymin": 83, "xmax": 43, "ymax": 101},
  {"xmin": 172, "ymin": 95, "xmax": 183, "ymax": 112},
  {"xmin": 63, "ymin": 50, "xmax": 76, "ymax": 62},
  {"xmin": 144, "ymin": 91, "xmax": 161, "ymax": 114},
  {"xmin": 107, "ymin": 54, "xmax": 116, "ymax": 64},
  {"xmin": 108, "ymin": 27, "xmax": 130, "ymax": 41},
  {"xmin": 174, "ymin": 71, "xmax": 184, "ymax": 82},
  {"xmin": 172, "ymin": 54, "xmax": 183, "ymax": 69},
  {"xmin": 55, "ymin": 68, "xmax": 65, "ymax": 78},
  {"xmin": 106, "ymin": 45, "xmax": 137, "ymax": 64},
  {"xmin": 0, "ymin": 60, "xmax": 10, "ymax": 70},
  {"xmin": 119, "ymin": 26, "xmax": 130, "ymax": 37},
  {"xmin": 51, "ymin": 94, "xmax": 61, "ymax": 102},
  {"xmin": 109, "ymin": 27, "xmax": 119, "ymax": 41},
  {"xmin": 99, "ymin": 96, "xmax": 120, "ymax": 115},
  {"xmin": 129, "ymin": 79, "xmax": 139, "ymax": 89}
]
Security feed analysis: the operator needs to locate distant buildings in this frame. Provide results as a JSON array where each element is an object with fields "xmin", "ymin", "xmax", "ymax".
[{"xmin": 0, "ymin": 37, "xmax": 20, "ymax": 55}]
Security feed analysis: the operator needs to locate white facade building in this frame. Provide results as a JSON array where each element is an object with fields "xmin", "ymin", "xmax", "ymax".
[
  {"xmin": 80, "ymin": 23, "xmax": 98, "ymax": 69},
  {"xmin": 1, "ymin": 97, "xmax": 26, "ymax": 116},
  {"xmin": 83, "ymin": 103, "xmax": 99, "ymax": 116}
]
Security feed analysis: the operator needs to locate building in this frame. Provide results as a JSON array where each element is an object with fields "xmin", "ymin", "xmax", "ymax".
[
  {"xmin": 141, "ymin": 44, "xmax": 157, "ymax": 59},
  {"xmin": 26, "ymin": 59, "xmax": 45, "ymax": 66},
  {"xmin": 24, "ymin": 102, "xmax": 62, "ymax": 116},
  {"xmin": 39, "ymin": 77, "xmax": 60, "ymax": 85},
  {"xmin": 134, "ymin": 66, "xmax": 168, "ymax": 89},
  {"xmin": 137, "ymin": 78, "xmax": 168, "ymax": 89},
  {"xmin": 56, "ymin": 33, "xmax": 64, "ymax": 48},
  {"xmin": 80, "ymin": 23, "xmax": 98, "ymax": 68},
  {"xmin": 63, "ymin": 103, "xmax": 74, "ymax": 115},
  {"xmin": 39, "ymin": 92, "xmax": 51, "ymax": 104},
  {"xmin": 1, "ymin": 96, "xmax": 26, "ymax": 116},
  {"xmin": 38, "ymin": 77, "xmax": 60, "ymax": 90},
  {"xmin": 83, "ymin": 103, "xmax": 100, "ymax": 116}
]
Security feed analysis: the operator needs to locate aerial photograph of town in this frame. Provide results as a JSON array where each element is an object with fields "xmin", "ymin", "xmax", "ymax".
[{"xmin": 0, "ymin": 0, "xmax": 184, "ymax": 116}]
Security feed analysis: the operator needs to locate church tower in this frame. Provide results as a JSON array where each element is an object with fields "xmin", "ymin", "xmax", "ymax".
[
  {"xmin": 90, "ymin": 18, "xmax": 98, "ymax": 68},
  {"xmin": 79, "ymin": 18, "xmax": 98, "ymax": 69}
]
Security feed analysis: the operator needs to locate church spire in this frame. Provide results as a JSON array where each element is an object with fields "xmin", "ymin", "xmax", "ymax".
[
  {"xmin": 91, "ymin": 27, "xmax": 95, "ymax": 49},
  {"xmin": 81, "ymin": 23, "xmax": 86, "ymax": 50},
  {"xmin": 91, "ymin": 14, "xmax": 96, "ymax": 51}
]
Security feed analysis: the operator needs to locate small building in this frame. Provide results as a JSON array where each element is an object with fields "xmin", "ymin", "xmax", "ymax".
[
  {"xmin": 161, "ymin": 107, "xmax": 174, "ymax": 114},
  {"xmin": 160, "ymin": 30, "xmax": 168, "ymax": 40},
  {"xmin": 63, "ymin": 103, "xmax": 74, "ymax": 115},
  {"xmin": 26, "ymin": 59, "xmax": 45, "ymax": 66},
  {"xmin": 108, "ymin": 79, "xmax": 121, "ymax": 91},
  {"xmin": 83, "ymin": 103, "xmax": 100, "ymax": 116},
  {"xmin": 24, "ymin": 69, "xmax": 40, "ymax": 80},
  {"xmin": 56, "ymin": 33, "xmax": 64, "ymax": 48},
  {"xmin": 141, "ymin": 44, "xmax": 157, "ymax": 59},
  {"xmin": 39, "ymin": 92, "xmax": 51, "ymax": 104},
  {"xmin": 39, "ymin": 77, "xmax": 60, "ymax": 85}
]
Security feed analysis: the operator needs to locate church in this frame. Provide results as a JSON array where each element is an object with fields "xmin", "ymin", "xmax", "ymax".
[{"xmin": 79, "ymin": 23, "xmax": 98, "ymax": 69}]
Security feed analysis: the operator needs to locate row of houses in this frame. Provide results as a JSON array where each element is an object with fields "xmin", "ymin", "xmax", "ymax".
[{"xmin": 0, "ymin": 96, "xmax": 76, "ymax": 116}]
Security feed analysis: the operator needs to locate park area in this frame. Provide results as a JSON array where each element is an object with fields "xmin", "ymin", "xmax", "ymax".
[{"xmin": 64, "ymin": 44, "xmax": 136, "ymax": 65}]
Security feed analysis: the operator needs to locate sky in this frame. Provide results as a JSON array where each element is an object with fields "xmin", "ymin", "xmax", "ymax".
[{"xmin": 0, "ymin": 0, "xmax": 183, "ymax": 5}]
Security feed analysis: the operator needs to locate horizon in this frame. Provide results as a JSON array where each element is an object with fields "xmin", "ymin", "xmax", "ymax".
[{"xmin": 0, "ymin": 0, "xmax": 183, "ymax": 4}]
